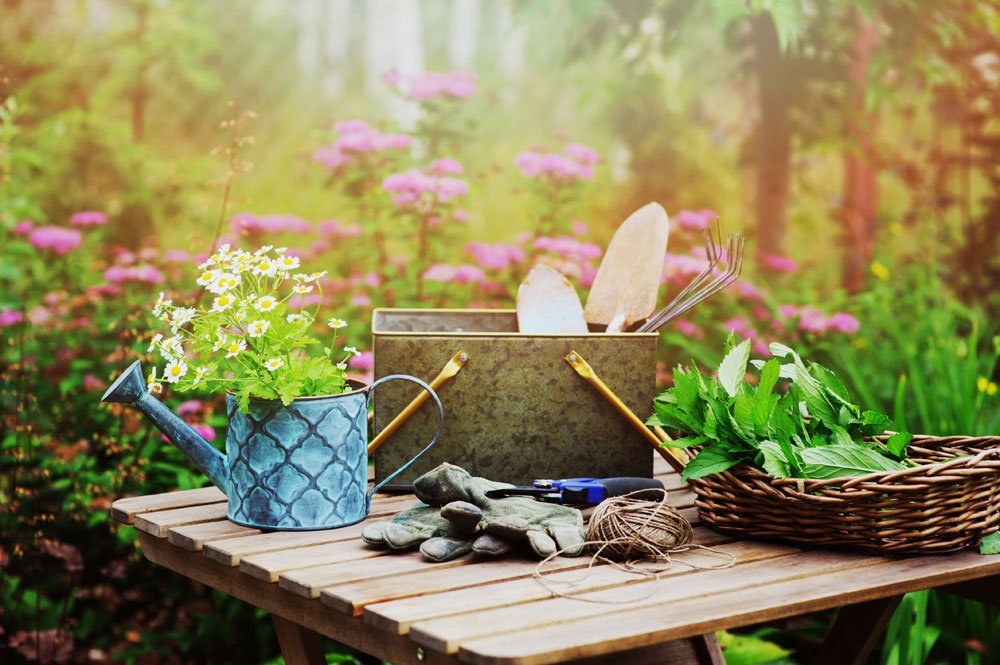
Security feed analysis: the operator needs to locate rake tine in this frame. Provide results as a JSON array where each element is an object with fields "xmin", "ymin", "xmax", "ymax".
[{"xmin": 641, "ymin": 230, "xmax": 744, "ymax": 333}]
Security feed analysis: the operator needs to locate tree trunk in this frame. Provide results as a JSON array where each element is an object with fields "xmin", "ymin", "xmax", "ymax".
[
  {"xmin": 752, "ymin": 14, "xmax": 792, "ymax": 264},
  {"xmin": 841, "ymin": 11, "xmax": 881, "ymax": 293}
]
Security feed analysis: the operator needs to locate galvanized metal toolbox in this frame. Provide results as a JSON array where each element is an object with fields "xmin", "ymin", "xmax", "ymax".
[{"xmin": 372, "ymin": 308, "xmax": 657, "ymax": 488}]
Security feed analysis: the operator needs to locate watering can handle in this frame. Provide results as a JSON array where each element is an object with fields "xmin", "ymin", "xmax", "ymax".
[{"xmin": 366, "ymin": 374, "xmax": 445, "ymax": 499}]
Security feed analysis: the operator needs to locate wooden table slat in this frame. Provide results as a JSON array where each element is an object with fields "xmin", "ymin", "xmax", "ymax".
[
  {"xmin": 277, "ymin": 506, "xmax": 697, "ymax": 601},
  {"xmin": 455, "ymin": 552, "xmax": 1000, "ymax": 665},
  {"xmin": 168, "ymin": 520, "xmax": 260, "ymax": 551},
  {"xmin": 201, "ymin": 493, "xmax": 422, "ymax": 566},
  {"xmin": 361, "ymin": 537, "xmax": 794, "ymax": 633},
  {"xmin": 111, "ymin": 486, "xmax": 226, "ymax": 524},
  {"xmin": 410, "ymin": 549, "xmax": 877, "ymax": 654},
  {"xmin": 133, "ymin": 502, "xmax": 230, "ymax": 537},
  {"xmin": 240, "ymin": 538, "xmax": 386, "ymax": 582}
]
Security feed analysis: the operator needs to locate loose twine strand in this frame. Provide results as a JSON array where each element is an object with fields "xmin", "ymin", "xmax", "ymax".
[{"xmin": 533, "ymin": 490, "xmax": 735, "ymax": 604}]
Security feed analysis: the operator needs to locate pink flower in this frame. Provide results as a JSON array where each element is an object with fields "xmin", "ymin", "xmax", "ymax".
[
  {"xmin": 83, "ymin": 374, "xmax": 104, "ymax": 391},
  {"xmin": 723, "ymin": 317, "xmax": 755, "ymax": 338},
  {"xmin": 27, "ymin": 306, "xmax": 51, "ymax": 325},
  {"xmin": 0, "ymin": 309, "xmax": 24, "ymax": 327},
  {"xmin": 534, "ymin": 236, "xmax": 602, "ymax": 261},
  {"xmin": 103, "ymin": 265, "xmax": 164, "ymax": 284},
  {"xmin": 392, "ymin": 71, "xmax": 477, "ymax": 100},
  {"xmin": 828, "ymin": 312, "xmax": 861, "ymax": 334},
  {"xmin": 351, "ymin": 294, "xmax": 372, "ymax": 307},
  {"xmin": 466, "ymin": 242, "xmax": 526, "ymax": 271},
  {"xmin": 428, "ymin": 158, "xmax": 464, "ymax": 175},
  {"xmin": 28, "ymin": 226, "xmax": 82, "ymax": 254},
  {"xmin": 753, "ymin": 339, "xmax": 772, "ymax": 357},
  {"xmin": 12, "ymin": 220, "xmax": 34, "ymax": 234},
  {"xmin": 312, "ymin": 145, "xmax": 350, "ymax": 169},
  {"xmin": 579, "ymin": 263, "xmax": 598, "ymax": 288},
  {"xmin": 571, "ymin": 221, "xmax": 589, "ymax": 236},
  {"xmin": 70, "ymin": 210, "xmax": 108, "ymax": 226},
  {"xmin": 797, "ymin": 307, "xmax": 828, "ymax": 333},
  {"xmin": 453, "ymin": 265, "xmax": 486, "ymax": 283},
  {"xmin": 453, "ymin": 208, "xmax": 469, "ymax": 222},
  {"xmin": 763, "ymin": 254, "xmax": 798, "ymax": 273},
  {"xmin": 737, "ymin": 281, "xmax": 764, "ymax": 301},
  {"xmin": 778, "ymin": 304, "xmax": 799, "ymax": 318},
  {"xmin": 163, "ymin": 250, "xmax": 190, "ymax": 263},
  {"xmin": 672, "ymin": 319, "xmax": 703, "ymax": 338},
  {"xmin": 336, "ymin": 120, "xmax": 370, "ymax": 134},
  {"xmin": 176, "ymin": 399, "xmax": 203, "ymax": 416},
  {"xmin": 563, "ymin": 143, "xmax": 600, "ymax": 165},
  {"xmin": 662, "ymin": 253, "xmax": 709, "ymax": 281},
  {"xmin": 514, "ymin": 150, "xmax": 594, "ymax": 180},
  {"xmin": 673, "ymin": 209, "xmax": 716, "ymax": 231},
  {"xmin": 231, "ymin": 213, "xmax": 311, "ymax": 235},
  {"xmin": 349, "ymin": 350, "xmax": 374, "ymax": 371},
  {"xmin": 436, "ymin": 177, "xmax": 469, "ymax": 201}
]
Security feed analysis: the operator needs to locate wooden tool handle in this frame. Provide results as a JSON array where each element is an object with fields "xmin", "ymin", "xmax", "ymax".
[
  {"xmin": 564, "ymin": 350, "xmax": 687, "ymax": 474},
  {"xmin": 367, "ymin": 350, "xmax": 468, "ymax": 455}
]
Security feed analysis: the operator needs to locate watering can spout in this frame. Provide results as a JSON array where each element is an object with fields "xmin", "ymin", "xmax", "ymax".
[{"xmin": 101, "ymin": 360, "xmax": 229, "ymax": 494}]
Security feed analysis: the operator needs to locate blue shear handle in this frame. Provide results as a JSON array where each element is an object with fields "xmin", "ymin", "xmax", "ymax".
[{"xmin": 366, "ymin": 374, "xmax": 445, "ymax": 501}]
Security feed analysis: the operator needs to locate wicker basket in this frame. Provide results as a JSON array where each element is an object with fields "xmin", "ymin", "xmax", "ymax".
[{"xmin": 689, "ymin": 434, "xmax": 1000, "ymax": 553}]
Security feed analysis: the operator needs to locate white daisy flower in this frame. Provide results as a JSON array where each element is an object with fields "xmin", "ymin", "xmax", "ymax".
[
  {"xmin": 196, "ymin": 269, "xmax": 218, "ymax": 287},
  {"xmin": 212, "ymin": 332, "xmax": 228, "ymax": 351},
  {"xmin": 255, "ymin": 295, "xmax": 278, "ymax": 312},
  {"xmin": 336, "ymin": 362, "xmax": 348, "ymax": 370},
  {"xmin": 327, "ymin": 318, "xmax": 347, "ymax": 329},
  {"xmin": 254, "ymin": 245, "xmax": 274, "ymax": 257},
  {"xmin": 264, "ymin": 358, "xmax": 284, "ymax": 372},
  {"xmin": 247, "ymin": 319, "xmax": 270, "ymax": 337},
  {"xmin": 193, "ymin": 367, "xmax": 208, "ymax": 385},
  {"xmin": 278, "ymin": 255, "xmax": 300, "ymax": 271},
  {"xmin": 164, "ymin": 359, "xmax": 188, "ymax": 383},
  {"xmin": 211, "ymin": 294, "xmax": 234, "ymax": 313},
  {"xmin": 225, "ymin": 339, "xmax": 247, "ymax": 358},
  {"xmin": 291, "ymin": 273, "xmax": 310, "ymax": 282},
  {"xmin": 149, "ymin": 381, "xmax": 164, "ymax": 395},
  {"xmin": 160, "ymin": 335, "xmax": 184, "ymax": 360},
  {"xmin": 147, "ymin": 333, "xmax": 163, "ymax": 352},
  {"xmin": 306, "ymin": 271, "xmax": 327, "ymax": 281},
  {"xmin": 344, "ymin": 346, "xmax": 361, "ymax": 357},
  {"xmin": 208, "ymin": 272, "xmax": 240, "ymax": 294},
  {"xmin": 253, "ymin": 260, "xmax": 278, "ymax": 277},
  {"xmin": 170, "ymin": 307, "xmax": 197, "ymax": 331},
  {"xmin": 275, "ymin": 246, "xmax": 287, "ymax": 254},
  {"xmin": 152, "ymin": 292, "xmax": 172, "ymax": 318},
  {"xmin": 286, "ymin": 313, "xmax": 308, "ymax": 324},
  {"xmin": 292, "ymin": 284, "xmax": 313, "ymax": 294}
]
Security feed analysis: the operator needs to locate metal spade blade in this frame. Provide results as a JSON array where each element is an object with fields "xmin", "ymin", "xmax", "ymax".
[
  {"xmin": 584, "ymin": 202, "xmax": 670, "ymax": 333},
  {"xmin": 516, "ymin": 264, "xmax": 588, "ymax": 334}
]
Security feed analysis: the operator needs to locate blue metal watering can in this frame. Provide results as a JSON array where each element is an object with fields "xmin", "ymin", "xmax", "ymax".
[{"xmin": 101, "ymin": 360, "xmax": 443, "ymax": 530}]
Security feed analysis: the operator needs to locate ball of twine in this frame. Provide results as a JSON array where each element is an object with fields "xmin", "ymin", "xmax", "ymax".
[{"xmin": 586, "ymin": 493, "xmax": 693, "ymax": 561}]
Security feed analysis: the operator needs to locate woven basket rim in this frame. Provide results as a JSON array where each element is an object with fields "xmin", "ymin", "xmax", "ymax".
[{"xmin": 703, "ymin": 433, "xmax": 1000, "ymax": 490}]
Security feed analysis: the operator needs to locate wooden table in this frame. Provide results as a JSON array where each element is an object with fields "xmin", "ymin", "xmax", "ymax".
[{"xmin": 110, "ymin": 456, "xmax": 1000, "ymax": 665}]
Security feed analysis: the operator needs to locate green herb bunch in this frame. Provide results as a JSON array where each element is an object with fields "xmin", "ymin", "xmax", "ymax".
[
  {"xmin": 649, "ymin": 339, "xmax": 914, "ymax": 482},
  {"xmin": 147, "ymin": 244, "xmax": 360, "ymax": 411}
]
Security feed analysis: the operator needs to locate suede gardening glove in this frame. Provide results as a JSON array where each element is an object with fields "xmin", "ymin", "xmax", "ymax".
[
  {"xmin": 363, "ymin": 463, "xmax": 587, "ymax": 562},
  {"xmin": 360, "ymin": 500, "xmax": 474, "ymax": 563}
]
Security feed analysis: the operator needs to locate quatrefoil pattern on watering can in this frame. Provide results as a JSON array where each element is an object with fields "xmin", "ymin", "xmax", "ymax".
[{"xmin": 224, "ymin": 391, "xmax": 369, "ymax": 530}]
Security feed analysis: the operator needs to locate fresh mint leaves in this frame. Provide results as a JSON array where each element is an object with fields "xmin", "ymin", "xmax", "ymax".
[{"xmin": 648, "ymin": 339, "xmax": 913, "ymax": 482}]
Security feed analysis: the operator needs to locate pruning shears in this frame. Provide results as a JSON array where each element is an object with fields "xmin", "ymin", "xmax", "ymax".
[{"xmin": 485, "ymin": 477, "xmax": 665, "ymax": 506}]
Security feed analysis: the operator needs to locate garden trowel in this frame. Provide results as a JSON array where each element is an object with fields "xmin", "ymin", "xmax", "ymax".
[
  {"xmin": 516, "ymin": 264, "xmax": 588, "ymax": 334},
  {"xmin": 584, "ymin": 202, "xmax": 670, "ymax": 332}
]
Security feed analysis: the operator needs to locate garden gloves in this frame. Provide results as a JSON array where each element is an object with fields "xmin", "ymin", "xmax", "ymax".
[{"xmin": 362, "ymin": 463, "xmax": 587, "ymax": 563}]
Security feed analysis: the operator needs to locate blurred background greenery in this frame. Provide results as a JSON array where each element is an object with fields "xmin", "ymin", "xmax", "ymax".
[{"xmin": 1, "ymin": 0, "xmax": 999, "ymax": 663}]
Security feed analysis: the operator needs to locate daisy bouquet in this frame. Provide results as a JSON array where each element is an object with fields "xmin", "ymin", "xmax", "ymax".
[{"xmin": 147, "ymin": 244, "xmax": 359, "ymax": 411}]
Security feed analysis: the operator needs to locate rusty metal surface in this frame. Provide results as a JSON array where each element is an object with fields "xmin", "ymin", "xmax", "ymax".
[{"xmin": 372, "ymin": 309, "xmax": 656, "ymax": 488}]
